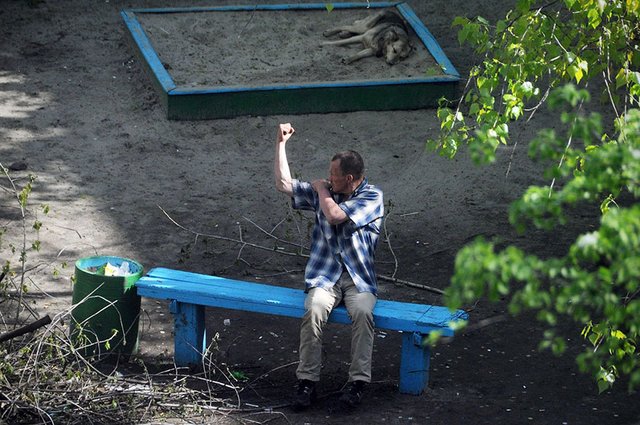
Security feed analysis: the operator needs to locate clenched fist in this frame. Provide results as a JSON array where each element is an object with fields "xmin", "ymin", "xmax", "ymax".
[{"xmin": 277, "ymin": 123, "xmax": 295, "ymax": 144}]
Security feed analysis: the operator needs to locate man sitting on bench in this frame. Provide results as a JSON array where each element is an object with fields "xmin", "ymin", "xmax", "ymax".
[{"xmin": 273, "ymin": 123, "xmax": 384, "ymax": 411}]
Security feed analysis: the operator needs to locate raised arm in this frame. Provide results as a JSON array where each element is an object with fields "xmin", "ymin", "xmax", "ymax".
[{"xmin": 274, "ymin": 123, "xmax": 295, "ymax": 197}]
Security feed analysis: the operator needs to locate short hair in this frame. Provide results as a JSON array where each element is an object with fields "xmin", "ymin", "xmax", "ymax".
[{"xmin": 332, "ymin": 150, "xmax": 365, "ymax": 180}]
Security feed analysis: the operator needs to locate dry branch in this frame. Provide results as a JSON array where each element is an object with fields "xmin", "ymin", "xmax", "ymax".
[
  {"xmin": 438, "ymin": 314, "xmax": 507, "ymax": 344},
  {"xmin": 0, "ymin": 306, "xmax": 290, "ymax": 424},
  {"xmin": 159, "ymin": 206, "xmax": 446, "ymax": 295},
  {"xmin": 0, "ymin": 314, "xmax": 51, "ymax": 343}
]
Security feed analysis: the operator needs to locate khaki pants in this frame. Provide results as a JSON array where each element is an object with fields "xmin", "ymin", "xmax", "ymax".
[{"xmin": 296, "ymin": 274, "xmax": 377, "ymax": 383}]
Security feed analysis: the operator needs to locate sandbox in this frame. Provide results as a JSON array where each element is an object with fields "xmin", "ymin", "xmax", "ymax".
[{"xmin": 121, "ymin": 2, "xmax": 460, "ymax": 120}]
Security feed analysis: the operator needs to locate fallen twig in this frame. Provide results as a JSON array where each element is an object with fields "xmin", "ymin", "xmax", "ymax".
[
  {"xmin": 377, "ymin": 275, "xmax": 444, "ymax": 295},
  {"xmin": 243, "ymin": 215, "xmax": 307, "ymax": 252},
  {"xmin": 439, "ymin": 314, "xmax": 507, "ymax": 344},
  {"xmin": 0, "ymin": 314, "xmax": 51, "ymax": 343},
  {"xmin": 0, "ymin": 309, "xmax": 288, "ymax": 424},
  {"xmin": 159, "ymin": 206, "xmax": 307, "ymax": 258},
  {"xmin": 160, "ymin": 205, "xmax": 444, "ymax": 294},
  {"xmin": 382, "ymin": 213, "xmax": 399, "ymax": 279}
]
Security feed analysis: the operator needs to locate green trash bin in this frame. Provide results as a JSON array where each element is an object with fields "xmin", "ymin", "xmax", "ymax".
[{"xmin": 70, "ymin": 256, "xmax": 143, "ymax": 359}]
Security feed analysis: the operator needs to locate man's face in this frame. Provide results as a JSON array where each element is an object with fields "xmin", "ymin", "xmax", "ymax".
[{"xmin": 329, "ymin": 160, "xmax": 352, "ymax": 194}]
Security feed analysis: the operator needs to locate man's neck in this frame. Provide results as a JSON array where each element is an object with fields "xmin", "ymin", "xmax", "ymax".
[{"xmin": 347, "ymin": 178, "xmax": 365, "ymax": 195}]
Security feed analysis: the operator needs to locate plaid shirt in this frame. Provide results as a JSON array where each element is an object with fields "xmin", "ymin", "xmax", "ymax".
[{"xmin": 291, "ymin": 178, "xmax": 384, "ymax": 295}]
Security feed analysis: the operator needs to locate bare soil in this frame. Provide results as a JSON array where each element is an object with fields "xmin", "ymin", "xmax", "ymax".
[{"xmin": 1, "ymin": 1, "xmax": 639, "ymax": 424}]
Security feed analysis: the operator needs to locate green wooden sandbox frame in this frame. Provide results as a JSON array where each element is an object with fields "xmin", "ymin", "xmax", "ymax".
[{"xmin": 121, "ymin": 3, "xmax": 460, "ymax": 120}]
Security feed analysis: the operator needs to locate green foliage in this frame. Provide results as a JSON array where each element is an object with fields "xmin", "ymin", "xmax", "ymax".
[
  {"xmin": 428, "ymin": 0, "xmax": 639, "ymax": 164},
  {"xmin": 230, "ymin": 370, "xmax": 249, "ymax": 381},
  {"xmin": 434, "ymin": 0, "xmax": 640, "ymax": 392}
]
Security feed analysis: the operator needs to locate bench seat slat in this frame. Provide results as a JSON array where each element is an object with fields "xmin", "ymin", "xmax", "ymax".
[
  {"xmin": 137, "ymin": 268, "xmax": 466, "ymax": 336},
  {"xmin": 137, "ymin": 276, "xmax": 313, "ymax": 321}
]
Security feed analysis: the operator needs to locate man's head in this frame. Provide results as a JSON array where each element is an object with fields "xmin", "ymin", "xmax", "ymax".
[{"xmin": 329, "ymin": 150, "xmax": 365, "ymax": 194}]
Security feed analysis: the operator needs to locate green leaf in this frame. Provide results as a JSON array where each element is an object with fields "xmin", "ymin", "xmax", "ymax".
[
  {"xmin": 496, "ymin": 20, "xmax": 507, "ymax": 34},
  {"xmin": 578, "ymin": 59, "xmax": 589, "ymax": 77},
  {"xmin": 611, "ymin": 329, "xmax": 626, "ymax": 340},
  {"xmin": 587, "ymin": 7, "xmax": 601, "ymax": 28},
  {"xmin": 231, "ymin": 370, "xmax": 248, "ymax": 381},
  {"xmin": 570, "ymin": 64, "xmax": 584, "ymax": 83},
  {"xmin": 598, "ymin": 379, "xmax": 610, "ymax": 394},
  {"xmin": 615, "ymin": 68, "xmax": 628, "ymax": 89},
  {"xmin": 325, "ymin": 3, "xmax": 334, "ymax": 12},
  {"xmin": 510, "ymin": 105, "xmax": 523, "ymax": 120},
  {"xmin": 458, "ymin": 26, "xmax": 468, "ymax": 45},
  {"xmin": 516, "ymin": 0, "xmax": 532, "ymax": 13},
  {"xmin": 520, "ymin": 81, "xmax": 534, "ymax": 97},
  {"xmin": 452, "ymin": 16, "xmax": 469, "ymax": 27},
  {"xmin": 426, "ymin": 330, "xmax": 444, "ymax": 347}
]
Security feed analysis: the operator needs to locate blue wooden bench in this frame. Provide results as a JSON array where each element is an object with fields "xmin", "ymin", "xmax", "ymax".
[{"xmin": 135, "ymin": 267, "xmax": 468, "ymax": 395}]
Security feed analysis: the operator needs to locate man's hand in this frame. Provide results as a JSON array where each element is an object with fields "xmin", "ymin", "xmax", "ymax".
[
  {"xmin": 312, "ymin": 179, "xmax": 348, "ymax": 225},
  {"xmin": 277, "ymin": 123, "xmax": 295, "ymax": 144},
  {"xmin": 311, "ymin": 179, "xmax": 331, "ymax": 193}
]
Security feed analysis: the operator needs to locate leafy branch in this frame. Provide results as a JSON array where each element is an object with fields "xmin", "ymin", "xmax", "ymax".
[
  {"xmin": 0, "ymin": 163, "xmax": 52, "ymax": 330},
  {"xmin": 431, "ymin": 0, "xmax": 640, "ymax": 392}
]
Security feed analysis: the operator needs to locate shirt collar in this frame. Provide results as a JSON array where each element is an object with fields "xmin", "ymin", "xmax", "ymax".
[
  {"xmin": 336, "ymin": 177, "xmax": 367, "ymax": 203},
  {"xmin": 352, "ymin": 177, "xmax": 368, "ymax": 196}
]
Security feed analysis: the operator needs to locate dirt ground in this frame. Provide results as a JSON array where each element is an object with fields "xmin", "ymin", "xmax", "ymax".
[{"xmin": 1, "ymin": 0, "xmax": 639, "ymax": 424}]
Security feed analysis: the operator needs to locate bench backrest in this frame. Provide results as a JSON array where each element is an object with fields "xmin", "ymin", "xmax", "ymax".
[{"xmin": 136, "ymin": 268, "xmax": 467, "ymax": 336}]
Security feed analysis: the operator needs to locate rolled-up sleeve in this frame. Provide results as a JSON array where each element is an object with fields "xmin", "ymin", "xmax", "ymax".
[
  {"xmin": 339, "ymin": 186, "xmax": 383, "ymax": 229},
  {"xmin": 291, "ymin": 179, "xmax": 316, "ymax": 211}
]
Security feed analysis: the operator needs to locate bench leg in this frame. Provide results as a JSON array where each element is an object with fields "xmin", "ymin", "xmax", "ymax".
[
  {"xmin": 169, "ymin": 300, "xmax": 206, "ymax": 367},
  {"xmin": 399, "ymin": 332, "xmax": 430, "ymax": 395}
]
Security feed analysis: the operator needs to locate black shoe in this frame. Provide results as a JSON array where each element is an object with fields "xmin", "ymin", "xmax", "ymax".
[
  {"xmin": 292, "ymin": 379, "xmax": 317, "ymax": 411},
  {"xmin": 338, "ymin": 380, "xmax": 365, "ymax": 408}
]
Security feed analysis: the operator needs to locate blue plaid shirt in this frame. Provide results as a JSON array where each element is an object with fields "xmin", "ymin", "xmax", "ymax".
[{"xmin": 291, "ymin": 178, "xmax": 384, "ymax": 295}]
